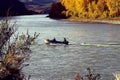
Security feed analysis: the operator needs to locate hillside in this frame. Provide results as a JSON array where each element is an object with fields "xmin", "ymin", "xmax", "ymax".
[
  {"xmin": 49, "ymin": 0, "xmax": 120, "ymax": 19},
  {"xmin": 0, "ymin": 0, "xmax": 37, "ymax": 16},
  {"xmin": 19, "ymin": 0, "xmax": 59, "ymax": 13},
  {"xmin": 19, "ymin": 0, "xmax": 58, "ymax": 5}
]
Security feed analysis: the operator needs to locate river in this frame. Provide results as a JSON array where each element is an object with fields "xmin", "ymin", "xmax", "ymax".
[{"xmin": 10, "ymin": 14, "xmax": 120, "ymax": 80}]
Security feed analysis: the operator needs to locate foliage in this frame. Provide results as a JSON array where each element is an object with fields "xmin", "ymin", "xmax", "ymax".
[
  {"xmin": 49, "ymin": 2, "xmax": 67, "ymax": 18},
  {"xmin": 0, "ymin": 18, "xmax": 39, "ymax": 80},
  {"xmin": 106, "ymin": 0, "xmax": 120, "ymax": 17},
  {"xmin": 74, "ymin": 68, "xmax": 101, "ymax": 80},
  {"xmin": 49, "ymin": 0, "xmax": 120, "ymax": 19}
]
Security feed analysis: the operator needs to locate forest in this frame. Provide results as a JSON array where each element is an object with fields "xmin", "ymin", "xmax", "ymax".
[{"xmin": 49, "ymin": 0, "xmax": 120, "ymax": 19}]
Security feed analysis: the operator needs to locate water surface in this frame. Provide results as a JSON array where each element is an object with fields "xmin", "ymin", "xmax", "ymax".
[{"xmin": 11, "ymin": 15, "xmax": 120, "ymax": 80}]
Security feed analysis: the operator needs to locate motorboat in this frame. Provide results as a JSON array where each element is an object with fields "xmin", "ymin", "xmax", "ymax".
[{"xmin": 44, "ymin": 38, "xmax": 69, "ymax": 45}]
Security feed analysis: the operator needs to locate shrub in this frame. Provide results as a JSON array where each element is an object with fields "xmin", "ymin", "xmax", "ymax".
[
  {"xmin": 0, "ymin": 18, "xmax": 39, "ymax": 80},
  {"xmin": 74, "ymin": 68, "xmax": 101, "ymax": 80}
]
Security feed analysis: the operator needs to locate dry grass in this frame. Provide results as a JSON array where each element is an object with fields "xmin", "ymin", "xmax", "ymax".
[{"xmin": 113, "ymin": 72, "xmax": 120, "ymax": 80}]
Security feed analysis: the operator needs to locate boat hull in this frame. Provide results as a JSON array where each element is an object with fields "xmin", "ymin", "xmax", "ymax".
[{"xmin": 44, "ymin": 39, "xmax": 69, "ymax": 45}]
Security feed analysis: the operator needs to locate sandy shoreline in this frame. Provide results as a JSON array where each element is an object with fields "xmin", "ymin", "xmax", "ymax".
[{"xmin": 68, "ymin": 18, "xmax": 120, "ymax": 25}]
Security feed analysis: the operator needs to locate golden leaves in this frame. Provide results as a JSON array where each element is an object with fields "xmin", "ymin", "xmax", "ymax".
[{"xmin": 59, "ymin": 0, "xmax": 120, "ymax": 18}]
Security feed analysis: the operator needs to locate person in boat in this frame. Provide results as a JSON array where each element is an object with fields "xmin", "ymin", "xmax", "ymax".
[
  {"xmin": 64, "ymin": 38, "xmax": 67, "ymax": 42},
  {"xmin": 52, "ymin": 37, "xmax": 56, "ymax": 42},
  {"xmin": 64, "ymin": 38, "xmax": 69, "ymax": 44}
]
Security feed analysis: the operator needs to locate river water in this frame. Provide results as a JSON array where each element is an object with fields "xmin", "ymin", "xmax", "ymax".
[{"xmin": 11, "ymin": 15, "xmax": 120, "ymax": 80}]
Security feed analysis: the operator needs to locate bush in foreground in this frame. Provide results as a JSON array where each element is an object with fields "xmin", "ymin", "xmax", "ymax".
[
  {"xmin": 0, "ymin": 18, "xmax": 39, "ymax": 80},
  {"xmin": 74, "ymin": 68, "xmax": 101, "ymax": 80}
]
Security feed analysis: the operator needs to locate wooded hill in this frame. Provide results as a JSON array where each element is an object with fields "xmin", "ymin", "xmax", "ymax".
[{"xmin": 49, "ymin": 0, "xmax": 120, "ymax": 19}]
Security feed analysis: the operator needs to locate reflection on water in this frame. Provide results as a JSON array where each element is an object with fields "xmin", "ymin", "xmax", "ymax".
[{"xmin": 10, "ymin": 15, "xmax": 120, "ymax": 80}]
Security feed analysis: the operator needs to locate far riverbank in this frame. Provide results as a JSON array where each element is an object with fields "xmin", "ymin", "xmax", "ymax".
[{"xmin": 67, "ymin": 17, "xmax": 120, "ymax": 25}]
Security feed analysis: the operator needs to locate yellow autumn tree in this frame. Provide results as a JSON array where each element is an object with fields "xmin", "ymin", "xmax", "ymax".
[
  {"xmin": 61, "ymin": 0, "xmax": 89, "ymax": 17},
  {"xmin": 106, "ymin": 0, "xmax": 120, "ymax": 17},
  {"xmin": 95, "ymin": 0, "xmax": 108, "ymax": 18},
  {"xmin": 75, "ymin": 0, "xmax": 89, "ymax": 18},
  {"xmin": 87, "ymin": 1, "xmax": 96, "ymax": 18},
  {"xmin": 49, "ymin": 0, "xmax": 120, "ymax": 19},
  {"xmin": 60, "ymin": 0, "xmax": 75, "ymax": 17}
]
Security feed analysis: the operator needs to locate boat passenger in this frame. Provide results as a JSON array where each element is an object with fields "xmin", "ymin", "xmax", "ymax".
[
  {"xmin": 53, "ymin": 37, "xmax": 56, "ymax": 42},
  {"xmin": 64, "ymin": 38, "xmax": 67, "ymax": 42},
  {"xmin": 64, "ymin": 38, "xmax": 69, "ymax": 44}
]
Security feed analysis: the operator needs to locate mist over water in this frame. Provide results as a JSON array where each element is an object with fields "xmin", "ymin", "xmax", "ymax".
[{"xmin": 11, "ymin": 14, "xmax": 120, "ymax": 80}]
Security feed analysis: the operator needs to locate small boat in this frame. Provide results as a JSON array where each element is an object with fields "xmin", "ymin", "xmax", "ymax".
[{"xmin": 44, "ymin": 38, "xmax": 69, "ymax": 45}]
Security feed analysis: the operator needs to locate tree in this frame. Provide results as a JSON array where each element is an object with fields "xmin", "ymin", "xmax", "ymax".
[
  {"xmin": 49, "ymin": 0, "xmax": 120, "ymax": 19},
  {"xmin": 106, "ymin": 0, "xmax": 120, "ymax": 17},
  {"xmin": 49, "ymin": 2, "xmax": 67, "ymax": 18}
]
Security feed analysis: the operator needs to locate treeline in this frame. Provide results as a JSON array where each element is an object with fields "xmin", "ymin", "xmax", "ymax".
[{"xmin": 49, "ymin": 0, "xmax": 120, "ymax": 19}]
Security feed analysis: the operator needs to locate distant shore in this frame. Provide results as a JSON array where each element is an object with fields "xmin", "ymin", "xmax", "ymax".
[{"xmin": 67, "ymin": 18, "xmax": 120, "ymax": 25}]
